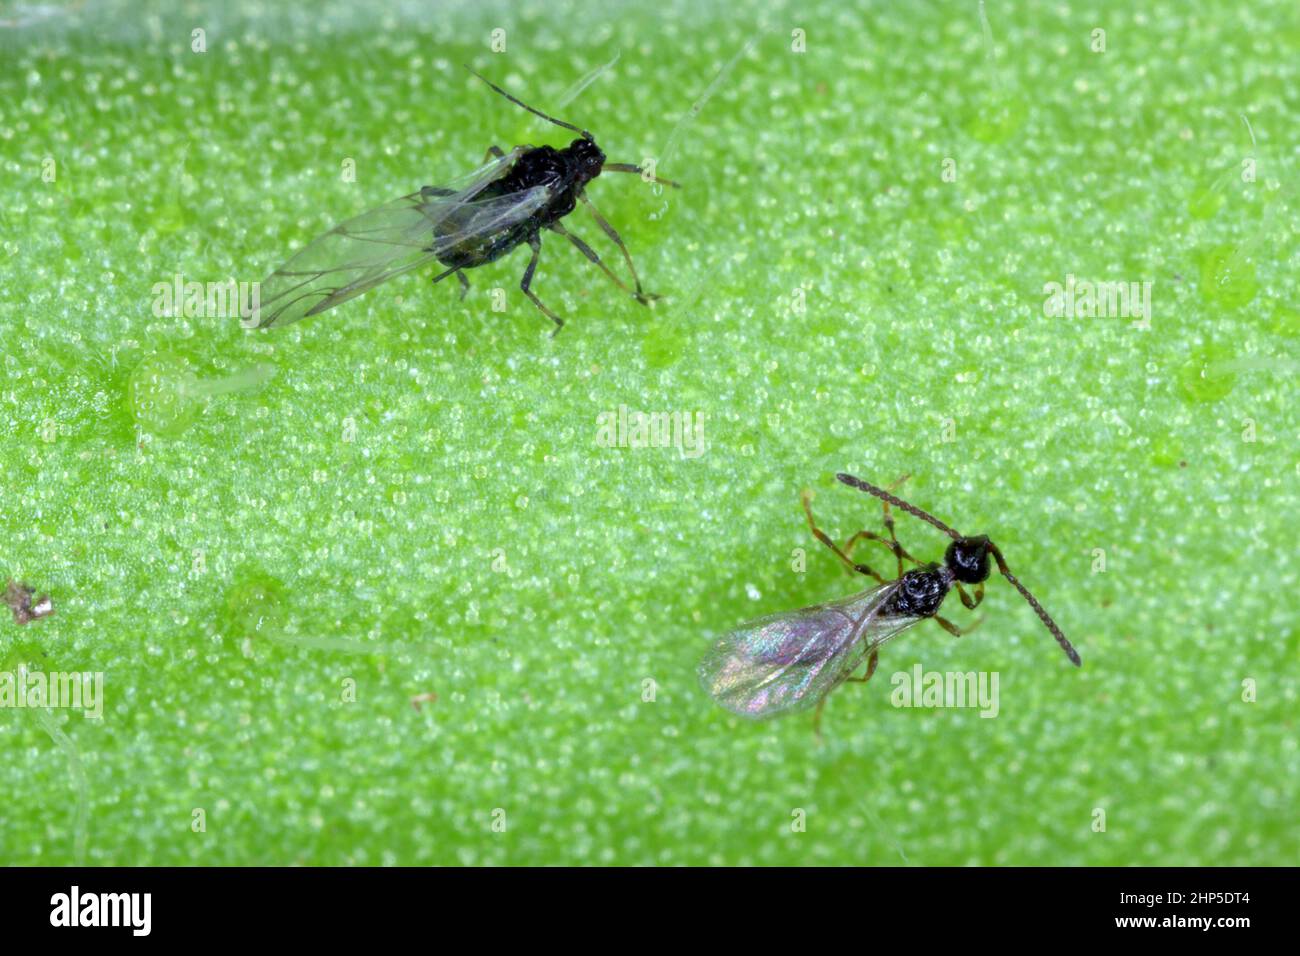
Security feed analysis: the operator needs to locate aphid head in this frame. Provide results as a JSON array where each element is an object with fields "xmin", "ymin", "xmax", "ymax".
[
  {"xmin": 569, "ymin": 137, "xmax": 606, "ymax": 178},
  {"xmin": 945, "ymin": 535, "xmax": 991, "ymax": 584}
]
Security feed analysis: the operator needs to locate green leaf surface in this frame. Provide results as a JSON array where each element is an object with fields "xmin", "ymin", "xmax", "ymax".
[{"xmin": 1, "ymin": 0, "xmax": 1296, "ymax": 865}]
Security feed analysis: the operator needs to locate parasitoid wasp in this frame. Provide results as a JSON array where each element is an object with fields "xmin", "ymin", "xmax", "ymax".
[{"xmin": 698, "ymin": 474, "xmax": 1081, "ymax": 734}]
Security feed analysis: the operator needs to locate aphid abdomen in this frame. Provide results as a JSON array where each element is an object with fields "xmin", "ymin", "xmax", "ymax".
[
  {"xmin": 431, "ymin": 145, "xmax": 572, "ymax": 270},
  {"xmin": 435, "ymin": 217, "xmax": 536, "ymax": 269},
  {"xmin": 536, "ymin": 190, "xmax": 578, "ymax": 228}
]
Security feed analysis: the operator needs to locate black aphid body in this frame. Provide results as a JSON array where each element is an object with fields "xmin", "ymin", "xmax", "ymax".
[
  {"xmin": 434, "ymin": 138, "xmax": 606, "ymax": 271},
  {"xmin": 246, "ymin": 68, "xmax": 676, "ymax": 332}
]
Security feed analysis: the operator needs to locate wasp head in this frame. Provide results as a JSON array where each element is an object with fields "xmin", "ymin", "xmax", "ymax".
[{"xmin": 945, "ymin": 535, "xmax": 991, "ymax": 584}]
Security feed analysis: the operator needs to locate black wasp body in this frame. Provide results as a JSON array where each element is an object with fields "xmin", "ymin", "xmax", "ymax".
[
  {"xmin": 698, "ymin": 474, "xmax": 1080, "ymax": 735},
  {"xmin": 881, "ymin": 536, "xmax": 991, "ymax": 619}
]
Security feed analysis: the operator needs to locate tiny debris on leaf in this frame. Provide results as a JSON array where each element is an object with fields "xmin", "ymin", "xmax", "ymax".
[{"xmin": 4, "ymin": 579, "xmax": 55, "ymax": 625}]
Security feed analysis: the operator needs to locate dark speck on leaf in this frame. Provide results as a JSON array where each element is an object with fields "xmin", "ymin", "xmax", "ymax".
[{"xmin": 4, "ymin": 580, "xmax": 55, "ymax": 625}]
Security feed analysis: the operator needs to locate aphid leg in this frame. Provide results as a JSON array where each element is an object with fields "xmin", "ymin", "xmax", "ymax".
[
  {"xmin": 845, "ymin": 650, "xmax": 880, "ymax": 684},
  {"xmin": 456, "ymin": 270, "xmax": 470, "ymax": 301},
  {"xmin": 602, "ymin": 162, "xmax": 682, "ymax": 189},
  {"xmin": 578, "ymin": 193, "xmax": 661, "ymax": 305},
  {"xmin": 520, "ymin": 234, "xmax": 565, "ymax": 335},
  {"xmin": 429, "ymin": 264, "xmax": 461, "ymax": 285},
  {"xmin": 801, "ymin": 489, "xmax": 886, "ymax": 583},
  {"xmin": 956, "ymin": 582, "xmax": 985, "ymax": 610},
  {"xmin": 548, "ymin": 221, "xmax": 643, "ymax": 303},
  {"xmin": 935, "ymin": 614, "xmax": 983, "ymax": 638},
  {"xmin": 483, "ymin": 145, "xmax": 506, "ymax": 163}
]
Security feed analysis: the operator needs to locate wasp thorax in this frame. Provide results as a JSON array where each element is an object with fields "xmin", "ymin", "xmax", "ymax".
[
  {"xmin": 888, "ymin": 567, "xmax": 949, "ymax": 618},
  {"xmin": 946, "ymin": 535, "xmax": 991, "ymax": 584}
]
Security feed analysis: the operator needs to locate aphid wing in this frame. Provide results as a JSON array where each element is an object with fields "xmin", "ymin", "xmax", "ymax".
[
  {"xmin": 426, "ymin": 181, "xmax": 552, "ymax": 252},
  {"xmin": 248, "ymin": 193, "xmax": 445, "ymax": 327},
  {"xmin": 444, "ymin": 146, "xmax": 527, "ymax": 196},
  {"xmin": 247, "ymin": 149, "xmax": 546, "ymax": 329},
  {"xmin": 699, "ymin": 582, "xmax": 913, "ymax": 719}
]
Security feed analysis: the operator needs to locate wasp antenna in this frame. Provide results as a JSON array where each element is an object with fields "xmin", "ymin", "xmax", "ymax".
[
  {"xmin": 464, "ymin": 66, "xmax": 592, "ymax": 139},
  {"xmin": 987, "ymin": 543, "xmax": 1081, "ymax": 666},
  {"xmin": 834, "ymin": 473, "xmax": 961, "ymax": 540}
]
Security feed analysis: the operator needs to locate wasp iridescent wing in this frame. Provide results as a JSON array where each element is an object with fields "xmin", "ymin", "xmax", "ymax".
[
  {"xmin": 698, "ymin": 581, "xmax": 922, "ymax": 718},
  {"xmin": 246, "ymin": 148, "xmax": 551, "ymax": 328}
]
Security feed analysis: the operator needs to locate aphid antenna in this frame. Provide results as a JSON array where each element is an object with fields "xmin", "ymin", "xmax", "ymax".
[
  {"xmin": 464, "ymin": 66, "xmax": 593, "ymax": 141},
  {"xmin": 659, "ymin": 29, "xmax": 766, "ymax": 167},
  {"xmin": 554, "ymin": 52, "xmax": 620, "ymax": 110},
  {"xmin": 976, "ymin": 0, "xmax": 1012, "ymax": 96},
  {"xmin": 835, "ymin": 472, "xmax": 1082, "ymax": 667},
  {"xmin": 835, "ymin": 473, "xmax": 960, "ymax": 540}
]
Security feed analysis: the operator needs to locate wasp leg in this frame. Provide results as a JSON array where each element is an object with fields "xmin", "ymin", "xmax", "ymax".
[
  {"xmin": 843, "ymin": 529, "xmax": 920, "ymax": 579},
  {"xmin": 880, "ymin": 473, "xmax": 923, "ymax": 570},
  {"xmin": 602, "ymin": 162, "xmax": 681, "ymax": 189},
  {"xmin": 956, "ymin": 582, "xmax": 985, "ymax": 610},
  {"xmin": 456, "ymin": 270, "xmax": 470, "ymax": 300},
  {"xmin": 520, "ymin": 234, "xmax": 564, "ymax": 335},
  {"xmin": 935, "ymin": 614, "xmax": 983, "ymax": 638},
  {"xmin": 834, "ymin": 475, "xmax": 924, "ymax": 578},
  {"xmin": 844, "ymin": 649, "xmax": 880, "ymax": 683},
  {"xmin": 801, "ymin": 489, "xmax": 885, "ymax": 584},
  {"xmin": 578, "ymin": 193, "xmax": 660, "ymax": 305}
]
